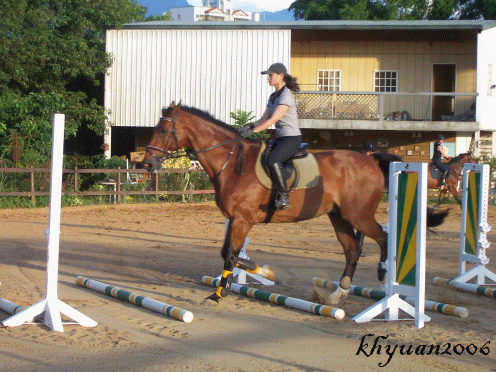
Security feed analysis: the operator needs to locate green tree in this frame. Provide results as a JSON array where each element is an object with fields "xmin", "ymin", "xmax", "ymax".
[
  {"xmin": 289, "ymin": 0, "xmax": 496, "ymax": 20},
  {"xmin": 0, "ymin": 0, "xmax": 169, "ymax": 166}
]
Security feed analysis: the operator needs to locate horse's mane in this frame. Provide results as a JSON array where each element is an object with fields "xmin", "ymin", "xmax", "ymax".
[
  {"xmin": 170, "ymin": 105, "xmax": 239, "ymax": 135},
  {"xmin": 448, "ymin": 152, "xmax": 471, "ymax": 165}
]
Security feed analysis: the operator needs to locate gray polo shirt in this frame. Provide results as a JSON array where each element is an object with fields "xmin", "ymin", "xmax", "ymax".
[{"xmin": 267, "ymin": 86, "xmax": 301, "ymax": 137}]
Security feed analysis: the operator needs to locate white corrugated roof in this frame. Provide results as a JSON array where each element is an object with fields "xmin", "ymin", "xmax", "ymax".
[{"xmin": 120, "ymin": 20, "xmax": 496, "ymax": 31}]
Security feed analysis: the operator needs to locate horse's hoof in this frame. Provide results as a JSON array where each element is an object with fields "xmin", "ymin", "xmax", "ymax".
[
  {"xmin": 204, "ymin": 293, "xmax": 221, "ymax": 305},
  {"xmin": 258, "ymin": 265, "xmax": 276, "ymax": 281},
  {"xmin": 312, "ymin": 287, "xmax": 327, "ymax": 304},
  {"xmin": 327, "ymin": 286, "xmax": 348, "ymax": 305}
]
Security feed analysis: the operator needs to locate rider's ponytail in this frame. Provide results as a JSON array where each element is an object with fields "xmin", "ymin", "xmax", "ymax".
[{"xmin": 284, "ymin": 74, "xmax": 300, "ymax": 92}]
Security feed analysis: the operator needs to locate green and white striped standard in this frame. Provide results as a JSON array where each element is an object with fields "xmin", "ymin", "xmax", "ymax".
[
  {"xmin": 76, "ymin": 276, "xmax": 193, "ymax": 323},
  {"xmin": 202, "ymin": 275, "xmax": 345, "ymax": 320},
  {"xmin": 312, "ymin": 277, "xmax": 468, "ymax": 318}
]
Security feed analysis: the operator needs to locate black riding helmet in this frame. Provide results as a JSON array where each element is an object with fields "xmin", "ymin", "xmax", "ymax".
[
  {"xmin": 363, "ymin": 142, "xmax": 376, "ymax": 152},
  {"xmin": 437, "ymin": 134, "xmax": 445, "ymax": 140}
]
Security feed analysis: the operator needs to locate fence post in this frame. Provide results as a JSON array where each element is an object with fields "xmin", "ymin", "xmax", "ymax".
[
  {"xmin": 155, "ymin": 172, "xmax": 159, "ymax": 200},
  {"xmin": 30, "ymin": 166, "xmax": 35, "ymax": 207},
  {"xmin": 73, "ymin": 166, "xmax": 78, "ymax": 192},
  {"xmin": 116, "ymin": 167, "xmax": 121, "ymax": 204}
]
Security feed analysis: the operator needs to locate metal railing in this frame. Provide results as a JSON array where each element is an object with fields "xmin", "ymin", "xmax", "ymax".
[{"xmin": 294, "ymin": 91, "xmax": 478, "ymax": 121}]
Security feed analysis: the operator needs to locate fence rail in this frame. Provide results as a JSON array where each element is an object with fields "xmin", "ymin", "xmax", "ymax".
[{"xmin": 0, "ymin": 167, "xmax": 215, "ymax": 206}]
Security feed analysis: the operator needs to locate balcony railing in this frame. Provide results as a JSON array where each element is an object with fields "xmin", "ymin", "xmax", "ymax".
[{"xmin": 294, "ymin": 91, "xmax": 478, "ymax": 122}]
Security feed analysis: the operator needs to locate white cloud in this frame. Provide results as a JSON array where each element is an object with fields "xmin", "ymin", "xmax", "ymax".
[{"xmin": 187, "ymin": 0, "xmax": 294, "ymax": 13}]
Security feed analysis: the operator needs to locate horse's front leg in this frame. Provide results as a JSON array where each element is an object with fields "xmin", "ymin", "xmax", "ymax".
[
  {"xmin": 449, "ymin": 180, "xmax": 462, "ymax": 205},
  {"xmin": 436, "ymin": 188, "xmax": 448, "ymax": 209},
  {"xmin": 205, "ymin": 216, "xmax": 257, "ymax": 303}
]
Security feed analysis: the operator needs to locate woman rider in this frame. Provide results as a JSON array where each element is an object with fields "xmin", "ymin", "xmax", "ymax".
[
  {"xmin": 239, "ymin": 63, "xmax": 301, "ymax": 210},
  {"xmin": 432, "ymin": 134, "xmax": 452, "ymax": 186}
]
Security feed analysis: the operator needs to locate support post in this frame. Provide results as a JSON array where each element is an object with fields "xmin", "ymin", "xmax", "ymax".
[{"xmin": 2, "ymin": 114, "xmax": 98, "ymax": 332}]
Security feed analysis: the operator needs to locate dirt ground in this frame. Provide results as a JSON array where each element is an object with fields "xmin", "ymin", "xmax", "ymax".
[{"xmin": 1, "ymin": 201, "xmax": 496, "ymax": 372}]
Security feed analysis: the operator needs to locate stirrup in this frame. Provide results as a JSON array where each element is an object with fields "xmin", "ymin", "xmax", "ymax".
[{"xmin": 275, "ymin": 193, "xmax": 291, "ymax": 210}]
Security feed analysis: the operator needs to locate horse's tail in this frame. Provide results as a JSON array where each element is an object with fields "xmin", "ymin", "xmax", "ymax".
[
  {"xmin": 372, "ymin": 152, "xmax": 449, "ymax": 228},
  {"xmin": 372, "ymin": 152, "xmax": 403, "ymax": 187}
]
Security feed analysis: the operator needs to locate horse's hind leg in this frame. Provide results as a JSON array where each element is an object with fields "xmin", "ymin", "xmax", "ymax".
[
  {"xmin": 326, "ymin": 212, "xmax": 361, "ymax": 305},
  {"xmin": 353, "ymin": 219, "xmax": 388, "ymax": 281}
]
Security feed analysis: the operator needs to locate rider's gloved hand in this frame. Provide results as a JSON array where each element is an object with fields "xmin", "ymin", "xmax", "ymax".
[{"xmin": 239, "ymin": 125, "xmax": 254, "ymax": 138}]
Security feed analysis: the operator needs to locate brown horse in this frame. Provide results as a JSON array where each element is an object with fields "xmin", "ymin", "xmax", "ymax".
[
  {"xmin": 427, "ymin": 153, "xmax": 476, "ymax": 209},
  {"xmin": 141, "ymin": 102, "xmax": 442, "ymax": 305}
]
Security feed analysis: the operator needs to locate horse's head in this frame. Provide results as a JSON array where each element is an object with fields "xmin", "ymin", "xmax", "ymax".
[
  {"xmin": 466, "ymin": 152, "xmax": 477, "ymax": 164},
  {"xmin": 141, "ymin": 101, "xmax": 186, "ymax": 172},
  {"xmin": 449, "ymin": 152, "xmax": 477, "ymax": 166}
]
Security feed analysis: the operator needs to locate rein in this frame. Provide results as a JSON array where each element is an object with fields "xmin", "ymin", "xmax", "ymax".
[{"xmin": 145, "ymin": 116, "xmax": 246, "ymax": 177}]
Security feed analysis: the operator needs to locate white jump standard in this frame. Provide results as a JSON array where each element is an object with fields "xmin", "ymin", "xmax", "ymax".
[
  {"xmin": 352, "ymin": 162, "xmax": 430, "ymax": 329},
  {"xmin": 2, "ymin": 114, "xmax": 97, "ymax": 332},
  {"xmin": 456, "ymin": 163, "xmax": 496, "ymax": 285},
  {"xmin": 76, "ymin": 276, "xmax": 194, "ymax": 323}
]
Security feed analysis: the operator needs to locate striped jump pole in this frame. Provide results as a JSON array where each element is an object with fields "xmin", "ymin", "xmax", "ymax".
[
  {"xmin": 0, "ymin": 299, "xmax": 42, "ymax": 322},
  {"xmin": 312, "ymin": 278, "xmax": 468, "ymax": 318},
  {"xmin": 75, "ymin": 276, "xmax": 194, "ymax": 323},
  {"xmin": 202, "ymin": 275, "xmax": 345, "ymax": 320},
  {"xmin": 433, "ymin": 277, "xmax": 496, "ymax": 299}
]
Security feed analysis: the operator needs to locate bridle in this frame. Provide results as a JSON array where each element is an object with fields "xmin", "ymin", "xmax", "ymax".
[{"xmin": 145, "ymin": 114, "xmax": 246, "ymax": 177}]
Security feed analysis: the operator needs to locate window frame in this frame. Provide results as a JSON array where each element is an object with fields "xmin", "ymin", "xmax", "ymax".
[
  {"xmin": 374, "ymin": 70, "xmax": 398, "ymax": 92},
  {"xmin": 317, "ymin": 69, "xmax": 341, "ymax": 92}
]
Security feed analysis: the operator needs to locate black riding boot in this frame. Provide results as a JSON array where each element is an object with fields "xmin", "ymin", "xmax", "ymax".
[
  {"xmin": 439, "ymin": 169, "xmax": 449, "ymax": 186},
  {"xmin": 268, "ymin": 163, "xmax": 291, "ymax": 210}
]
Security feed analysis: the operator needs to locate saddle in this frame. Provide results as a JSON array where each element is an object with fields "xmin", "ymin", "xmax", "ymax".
[
  {"xmin": 254, "ymin": 141, "xmax": 321, "ymax": 190},
  {"xmin": 429, "ymin": 163, "xmax": 449, "ymax": 182}
]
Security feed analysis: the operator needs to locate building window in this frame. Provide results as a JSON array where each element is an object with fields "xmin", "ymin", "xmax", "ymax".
[
  {"xmin": 317, "ymin": 70, "xmax": 340, "ymax": 91},
  {"xmin": 374, "ymin": 70, "xmax": 397, "ymax": 92}
]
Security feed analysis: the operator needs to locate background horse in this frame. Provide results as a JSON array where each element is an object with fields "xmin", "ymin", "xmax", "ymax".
[
  {"xmin": 142, "ymin": 102, "xmax": 444, "ymax": 305},
  {"xmin": 427, "ymin": 153, "xmax": 476, "ymax": 209}
]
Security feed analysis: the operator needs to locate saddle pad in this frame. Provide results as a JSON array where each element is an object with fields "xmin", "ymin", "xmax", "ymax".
[{"xmin": 254, "ymin": 142, "xmax": 321, "ymax": 190}]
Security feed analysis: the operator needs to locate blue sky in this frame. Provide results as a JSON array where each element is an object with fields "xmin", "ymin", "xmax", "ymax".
[{"xmin": 139, "ymin": 0, "xmax": 295, "ymax": 18}]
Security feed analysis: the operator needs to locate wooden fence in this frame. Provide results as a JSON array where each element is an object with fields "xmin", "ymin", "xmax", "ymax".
[{"xmin": 0, "ymin": 167, "xmax": 215, "ymax": 206}]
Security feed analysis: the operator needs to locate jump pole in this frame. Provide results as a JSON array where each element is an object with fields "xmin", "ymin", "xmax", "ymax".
[
  {"xmin": 312, "ymin": 278, "xmax": 468, "ymax": 318},
  {"xmin": 202, "ymin": 275, "xmax": 345, "ymax": 320},
  {"xmin": 0, "ymin": 299, "xmax": 43, "ymax": 322},
  {"xmin": 352, "ymin": 162, "xmax": 430, "ymax": 328},
  {"xmin": 2, "ymin": 114, "xmax": 97, "ymax": 332},
  {"xmin": 76, "ymin": 276, "xmax": 193, "ymax": 323},
  {"xmin": 433, "ymin": 277, "xmax": 496, "ymax": 299},
  {"xmin": 455, "ymin": 163, "xmax": 496, "ymax": 285}
]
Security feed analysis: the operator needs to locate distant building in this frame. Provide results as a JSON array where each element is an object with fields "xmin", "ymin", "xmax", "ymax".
[{"xmin": 168, "ymin": 0, "xmax": 260, "ymax": 22}]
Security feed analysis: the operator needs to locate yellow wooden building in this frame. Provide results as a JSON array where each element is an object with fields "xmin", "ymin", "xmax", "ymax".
[{"xmin": 105, "ymin": 21, "xmax": 496, "ymax": 161}]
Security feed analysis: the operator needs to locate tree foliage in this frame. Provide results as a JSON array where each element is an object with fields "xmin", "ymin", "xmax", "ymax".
[
  {"xmin": 0, "ymin": 0, "xmax": 170, "ymax": 166},
  {"xmin": 289, "ymin": 0, "xmax": 496, "ymax": 20}
]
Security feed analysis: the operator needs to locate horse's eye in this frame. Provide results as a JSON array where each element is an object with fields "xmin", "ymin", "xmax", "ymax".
[{"xmin": 161, "ymin": 128, "xmax": 168, "ymax": 134}]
